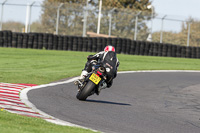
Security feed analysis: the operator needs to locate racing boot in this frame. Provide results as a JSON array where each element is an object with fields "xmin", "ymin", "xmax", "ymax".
[
  {"xmin": 97, "ymin": 82, "xmax": 107, "ymax": 95},
  {"xmin": 74, "ymin": 70, "xmax": 88, "ymax": 85}
]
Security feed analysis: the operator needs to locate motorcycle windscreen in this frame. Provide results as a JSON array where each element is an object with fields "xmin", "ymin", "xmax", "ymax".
[{"xmin": 101, "ymin": 51, "xmax": 117, "ymax": 78}]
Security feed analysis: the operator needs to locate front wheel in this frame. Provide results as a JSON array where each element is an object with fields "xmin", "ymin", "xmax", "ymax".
[{"xmin": 76, "ymin": 80, "xmax": 96, "ymax": 101}]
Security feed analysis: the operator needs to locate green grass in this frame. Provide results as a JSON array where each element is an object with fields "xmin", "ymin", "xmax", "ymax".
[
  {"xmin": 1, "ymin": 47, "xmax": 200, "ymax": 84},
  {"xmin": 1, "ymin": 47, "xmax": 200, "ymax": 133},
  {"xmin": 0, "ymin": 110, "xmax": 96, "ymax": 133}
]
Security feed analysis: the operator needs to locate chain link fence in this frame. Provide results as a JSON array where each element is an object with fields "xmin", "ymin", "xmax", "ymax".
[{"xmin": 0, "ymin": 0, "xmax": 199, "ymax": 47}]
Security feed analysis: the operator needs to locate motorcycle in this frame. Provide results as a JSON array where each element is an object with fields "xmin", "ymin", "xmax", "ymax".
[{"xmin": 76, "ymin": 61, "xmax": 116, "ymax": 101}]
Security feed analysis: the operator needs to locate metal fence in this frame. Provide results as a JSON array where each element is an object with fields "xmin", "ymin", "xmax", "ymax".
[{"xmin": 0, "ymin": 0, "xmax": 199, "ymax": 47}]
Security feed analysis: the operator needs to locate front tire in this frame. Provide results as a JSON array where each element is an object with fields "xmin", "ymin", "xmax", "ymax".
[{"xmin": 76, "ymin": 80, "xmax": 96, "ymax": 101}]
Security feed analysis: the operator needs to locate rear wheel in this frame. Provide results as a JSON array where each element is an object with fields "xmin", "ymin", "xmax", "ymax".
[{"xmin": 76, "ymin": 80, "xmax": 96, "ymax": 101}]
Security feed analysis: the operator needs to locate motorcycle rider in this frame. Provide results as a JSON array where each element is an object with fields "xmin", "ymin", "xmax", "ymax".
[{"xmin": 74, "ymin": 45, "xmax": 120, "ymax": 94}]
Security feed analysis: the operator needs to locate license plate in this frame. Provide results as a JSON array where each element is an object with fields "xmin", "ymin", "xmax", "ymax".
[{"xmin": 89, "ymin": 73, "xmax": 101, "ymax": 85}]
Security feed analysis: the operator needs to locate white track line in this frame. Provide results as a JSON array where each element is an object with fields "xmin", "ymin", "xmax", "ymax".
[
  {"xmin": 6, "ymin": 110, "xmax": 49, "ymax": 118},
  {"xmin": 0, "ymin": 102, "xmax": 30, "ymax": 109},
  {"xmin": 0, "ymin": 104, "xmax": 39, "ymax": 113},
  {"xmin": 0, "ymin": 93, "xmax": 19, "ymax": 97},
  {"xmin": 0, "ymin": 90, "xmax": 19, "ymax": 94},
  {"xmin": 0, "ymin": 87, "xmax": 23, "ymax": 91}
]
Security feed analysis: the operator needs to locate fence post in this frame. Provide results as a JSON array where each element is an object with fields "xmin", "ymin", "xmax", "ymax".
[
  {"xmin": 25, "ymin": 1, "xmax": 35, "ymax": 33},
  {"xmin": 108, "ymin": 8, "xmax": 116, "ymax": 37},
  {"xmin": 0, "ymin": 0, "xmax": 7, "ymax": 31},
  {"xmin": 160, "ymin": 15, "xmax": 167, "ymax": 43},
  {"xmin": 82, "ymin": 1, "xmax": 89, "ymax": 37},
  {"xmin": 134, "ymin": 11, "xmax": 141, "ymax": 41},
  {"xmin": 97, "ymin": 0, "xmax": 102, "ymax": 34},
  {"xmin": 187, "ymin": 22, "xmax": 191, "ymax": 47},
  {"xmin": 56, "ymin": 3, "xmax": 64, "ymax": 35}
]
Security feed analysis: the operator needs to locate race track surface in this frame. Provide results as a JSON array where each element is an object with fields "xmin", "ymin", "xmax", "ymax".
[{"xmin": 27, "ymin": 72, "xmax": 200, "ymax": 133}]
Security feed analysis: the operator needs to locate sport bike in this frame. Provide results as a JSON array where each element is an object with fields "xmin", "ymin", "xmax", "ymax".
[{"xmin": 76, "ymin": 61, "xmax": 116, "ymax": 101}]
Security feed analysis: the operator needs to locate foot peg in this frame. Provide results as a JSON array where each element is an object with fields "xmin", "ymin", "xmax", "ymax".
[{"xmin": 74, "ymin": 79, "xmax": 84, "ymax": 86}]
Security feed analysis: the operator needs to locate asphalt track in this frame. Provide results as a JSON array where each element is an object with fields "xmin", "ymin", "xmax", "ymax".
[{"xmin": 27, "ymin": 71, "xmax": 200, "ymax": 133}]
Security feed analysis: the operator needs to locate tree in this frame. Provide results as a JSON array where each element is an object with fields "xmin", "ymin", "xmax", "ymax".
[
  {"xmin": 2, "ymin": 21, "xmax": 24, "ymax": 32},
  {"xmin": 40, "ymin": 0, "xmax": 152, "ymax": 39},
  {"xmin": 152, "ymin": 18, "xmax": 200, "ymax": 47}
]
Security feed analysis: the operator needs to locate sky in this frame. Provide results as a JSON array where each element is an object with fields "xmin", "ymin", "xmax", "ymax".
[
  {"xmin": 153, "ymin": 0, "xmax": 199, "ymax": 19},
  {"xmin": 151, "ymin": 0, "xmax": 200, "ymax": 32},
  {"xmin": 0, "ymin": 0, "xmax": 200, "ymax": 32}
]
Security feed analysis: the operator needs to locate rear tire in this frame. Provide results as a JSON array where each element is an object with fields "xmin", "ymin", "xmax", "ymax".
[{"xmin": 76, "ymin": 81, "xmax": 96, "ymax": 101}]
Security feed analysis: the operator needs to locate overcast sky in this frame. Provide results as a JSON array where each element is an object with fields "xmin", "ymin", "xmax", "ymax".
[{"xmin": 0, "ymin": 0, "xmax": 199, "ymax": 32}]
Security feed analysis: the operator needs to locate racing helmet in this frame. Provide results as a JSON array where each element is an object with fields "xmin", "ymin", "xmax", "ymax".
[{"xmin": 104, "ymin": 45, "xmax": 115, "ymax": 52}]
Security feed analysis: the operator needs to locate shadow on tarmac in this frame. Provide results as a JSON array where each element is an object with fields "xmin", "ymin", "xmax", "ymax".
[{"xmin": 86, "ymin": 99, "xmax": 132, "ymax": 106}]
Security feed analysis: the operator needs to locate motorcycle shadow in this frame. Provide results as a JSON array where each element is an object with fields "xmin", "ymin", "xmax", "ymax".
[{"xmin": 86, "ymin": 99, "xmax": 131, "ymax": 106}]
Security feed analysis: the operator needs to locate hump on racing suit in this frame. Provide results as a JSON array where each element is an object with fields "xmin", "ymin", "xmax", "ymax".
[{"xmin": 101, "ymin": 51, "xmax": 118, "ymax": 81}]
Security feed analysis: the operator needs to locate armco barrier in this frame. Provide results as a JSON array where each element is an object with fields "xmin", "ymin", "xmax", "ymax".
[{"xmin": 0, "ymin": 30, "xmax": 200, "ymax": 59}]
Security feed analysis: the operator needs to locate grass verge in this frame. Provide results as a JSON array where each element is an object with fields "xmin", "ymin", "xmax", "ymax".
[
  {"xmin": 0, "ymin": 110, "xmax": 96, "ymax": 133},
  {"xmin": 1, "ymin": 47, "xmax": 200, "ymax": 84}
]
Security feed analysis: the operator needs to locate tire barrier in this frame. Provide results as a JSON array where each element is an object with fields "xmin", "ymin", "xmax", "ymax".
[
  {"xmin": 152, "ymin": 43, "xmax": 158, "ymax": 56},
  {"xmin": 97, "ymin": 38, "xmax": 102, "ymax": 52},
  {"xmin": 67, "ymin": 36, "xmax": 73, "ymax": 51},
  {"xmin": 77, "ymin": 37, "xmax": 83, "ymax": 51},
  {"xmin": 87, "ymin": 37, "xmax": 92, "ymax": 52},
  {"xmin": 191, "ymin": 47, "xmax": 196, "ymax": 58},
  {"xmin": 135, "ymin": 41, "xmax": 140, "ymax": 55},
  {"xmin": 38, "ymin": 33, "xmax": 43, "ymax": 49},
  {"xmin": 12, "ymin": 32, "xmax": 18, "ymax": 48},
  {"xmin": 0, "ymin": 30, "xmax": 200, "ymax": 59},
  {"xmin": 63, "ymin": 36, "xmax": 68, "ymax": 51},
  {"xmin": 22, "ymin": 34, "xmax": 28, "ymax": 48},
  {"xmin": 0, "ymin": 31, "xmax": 3, "ymax": 47},
  {"xmin": 171, "ymin": 45, "xmax": 177, "ymax": 57},
  {"xmin": 121, "ymin": 39, "xmax": 127, "ymax": 54},
  {"xmin": 148, "ymin": 42, "xmax": 153, "ymax": 56},
  {"xmin": 130, "ymin": 40, "xmax": 136, "ymax": 55},
  {"xmin": 139, "ymin": 41, "xmax": 145, "ymax": 56},
  {"xmin": 157, "ymin": 43, "xmax": 163, "ymax": 56},
  {"xmin": 126, "ymin": 39, "xmax": 131, "ymax": 55},
  {"xmin": 18, "ymin": 33, "xmax": 24, "ymax": 48},
  {"xmin": 167, "ymin": 44, "xmax": 172, "ymax": 57},
  {"xmin": 111, "ymin": 38, "xmax": 117, "ymax": 51},
  {"xmin": 176, "ymin": 45, "xmax": 181, "ymax": 57},
  {"xmin": 162, "ymin": 44, "xmax": 168, "ymax": 57},
  {"xmin": 196, "ymin": 47, "xmax": 200, "ymax": 58},
  {"xmin": 181, "ymin": 46, "xmax": 186, "ymax": 58},
  {"xmin": 186, "ymin": 47, "xmax": 191, "ymax": 58},
  {"xmin": 116, "ymin": 38, "xmax": 122, "ymax": 54},
  {"xmin": 92, "ymin": 38, "xmax": 97, "ymax": 52},
  {"xmin": 58, "ymin": 35, "xmax": 64, "ymax": 50},
  {"xmin": 144, "ymin": 42, "xmax": 150, "ymax": 56},
  {"xmin": 47, "ymin": 34, "xmax": 53, "ymax": 50},
  {"xmin": 33, "ymin": 33, "xmax": 38, "ymax": 49}
]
